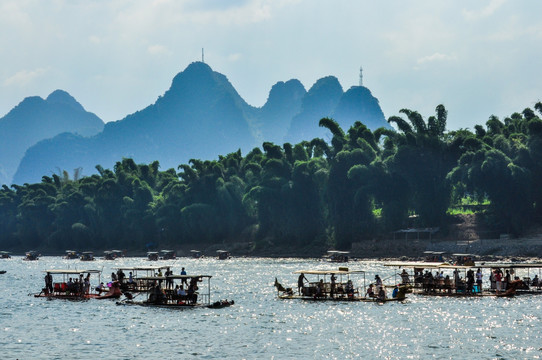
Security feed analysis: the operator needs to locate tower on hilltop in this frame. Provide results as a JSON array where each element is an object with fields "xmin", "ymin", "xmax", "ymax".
[{"xmin": 359, "ymin": 66, "xmax": 363, "ymax": 87}]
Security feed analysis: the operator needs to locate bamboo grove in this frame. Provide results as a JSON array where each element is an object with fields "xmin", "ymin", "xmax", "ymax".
[{"xmin": 1, "ymin": 103, "xmax": 542, "ymax": 252}]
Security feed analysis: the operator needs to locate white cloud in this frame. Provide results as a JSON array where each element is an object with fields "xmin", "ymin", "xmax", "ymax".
[
  {"xmin": 227, "ymin": 53, "xmax": 243, "ymax": 62},
  {"xmin": 462, "ymin": 0, "xmax": 507, "ymax": 21},
  {"xmin": 417, "ymin": 53, "xmax": 457, "ymax": 65},
  {"xmin": 3, "ymin": 68, "xmax": 49, "ymax": 87},
  {"xmin": 147, "ymin": 44, "xmax": 171, "ymax": 56},
  {"xmin": 89, "ymin": 35, "xmax": 102, "ymax": 45}
]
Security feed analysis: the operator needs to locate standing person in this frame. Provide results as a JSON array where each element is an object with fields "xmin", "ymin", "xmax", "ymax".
[
  {"xmin": 157, "ymin": 269, "xmax": 163, "ymax": 287},
  {"xmin": 495, "ymin": 269, "xmax": 502, "ymax": 292},
  {"xmin": 297, "ymin": 273, "xmax": 307, "ymax": 295},
  {"xmin": 84, "ymin": 273, "xmax": 91, "ymax": 294},
  {"xmin": 504, "ymin": 270, "xmax": 511, "ymax": 290},
  {"xmin": 476, "ymin": 268, "xmax": 483, "ymax": 293},
  {"xmin": 399, "ymin": 269, "xmax": 410, "ymax": 285},
  {"xmin": 466, "ymin": 269, "xmax": 474, "ymax": 294},
  {"xmin": 330, "ymin": 274, "xmax": 337, "ymax": 298},
  {"xmin": 44, "ymin": 272, "xmax": 53, "ymax": 294},
  {"xmin": 165, "ymin": 267, "xmax": 173, "ymax": 289},
  {"xmin": 180, "ymin": 267, "xmax": 188, "ymax": 287},
  {"xmin": 374, "ymin": 275, "xmax": 382, "ymax": 292}
]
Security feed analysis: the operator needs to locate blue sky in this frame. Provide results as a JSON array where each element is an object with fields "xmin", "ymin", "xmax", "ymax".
[{"xmin": 1, "ymin": 0, "xmax": 541, "ymax": 131}]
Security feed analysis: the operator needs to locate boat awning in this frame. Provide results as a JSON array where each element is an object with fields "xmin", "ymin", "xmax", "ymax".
[
  {"xmin": 136, "ymin": 275, "xmax": 212, "ymax": 280},
  {"xmin": 43, "ymin": 269, "xmax": 101, "ymax": 274},
  {"xmin": 476, "ymin": 262, "xmax": 542, "ymax": 269},
  {"xmin": 112, "ymin": 266, "xmax": 172, "ymax": 271},
  {"xmin": 293, "ymin": 269, "xmax": 364, "ymax": 275},
  {"xmin": 384, "ymin": 261, "xmax": 451, "ymax": 268}
]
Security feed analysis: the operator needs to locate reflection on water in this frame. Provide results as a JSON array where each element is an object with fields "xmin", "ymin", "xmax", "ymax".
[{"xmin": 0, "ymin": 257, "xmax": 541, "ymax": 359}]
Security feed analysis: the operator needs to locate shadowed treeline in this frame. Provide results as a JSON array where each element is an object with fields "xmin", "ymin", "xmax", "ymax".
[{"xmin": 1, "ymin": 102, "xmax": 542, "ymax": 252}]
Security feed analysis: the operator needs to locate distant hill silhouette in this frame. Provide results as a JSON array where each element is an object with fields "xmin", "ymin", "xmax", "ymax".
[
  {"xmin": 0, "ymin": 90, "xmax": 103, "ymax": 185},
  {"xmin": 12, "ymin": 62, "xmax": 389, "ymax": 184},
  {"xmin": 252, "ymin": 79, "xmax": 306, "ymax": 144},
  {"xmin": 14, "ymin": 62, "xmax": 257, "ymax": 184},
  {"xmin": 285, "ymin": 77, "xmax": 389, "ymax": 143}
]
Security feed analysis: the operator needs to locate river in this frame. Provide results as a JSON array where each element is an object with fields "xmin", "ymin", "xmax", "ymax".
[{"xmin": 0, "ymin": 256, "xmax": 541, "ymax": 359}]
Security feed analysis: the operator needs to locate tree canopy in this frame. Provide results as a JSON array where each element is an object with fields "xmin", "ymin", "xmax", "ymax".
[{"xmin": 2, "ymin": 102, "xmax": 542, "ymax": 252}]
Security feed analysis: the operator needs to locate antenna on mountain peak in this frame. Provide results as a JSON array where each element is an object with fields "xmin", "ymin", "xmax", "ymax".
[
  {"xmin": 359, "ymin": 66, "xmax": 363, "ymax": 87},
  {"xmin": 202, "ymin": 48, "xmax": 205, "ymax": 63}
]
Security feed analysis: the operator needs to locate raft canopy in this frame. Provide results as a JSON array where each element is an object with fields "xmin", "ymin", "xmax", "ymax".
[
  {"xmin": 113, "ymin": 266, "xmax": 172, "ymax": 272},
  {"xmin": 385, "ymin": 261, "xmax": 542, "ymax": 270},
  {"xmin": 42, "ymin": 269, "xmax": 101, "ymax": 274},
  {"xmin": 293, "ymin": 269, "xmax": 364, "ymax": 275},
  {"xmin": 136, "ymin": 274, "xmax": 212, "ymax": 280},
  {"xmin": 384, "ymin": 261, "xmax": 449, "ymax": 268}
]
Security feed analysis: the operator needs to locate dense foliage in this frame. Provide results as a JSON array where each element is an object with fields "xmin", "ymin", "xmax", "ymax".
[{"xmin": 2, "ymin": 103, "xmax": 542, "ymax": 252}]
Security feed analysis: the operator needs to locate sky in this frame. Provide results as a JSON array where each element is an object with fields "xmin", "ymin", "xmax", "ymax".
[{"xmin": 1, "ymin": 0, "xmax": 541, "ymax": 131}]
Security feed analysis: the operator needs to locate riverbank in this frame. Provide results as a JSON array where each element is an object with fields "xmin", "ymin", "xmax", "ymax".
[{"xmin": 4, "ymin": 215, "xmax": 542, "ymax": 260}]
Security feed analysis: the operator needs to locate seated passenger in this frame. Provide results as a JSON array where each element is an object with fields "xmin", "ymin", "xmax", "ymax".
[
  {"xmin": 345, "ymin": 280, "xmax": 354, "ymax": 296},
  {"xmin": 392, "ymin": 285, "xmax": 399, "ymax": 298},
  {"xmin": 377, "ymin": 287, "xmax": 386, "ymax": 301},
  {"xmin": 366, "ymin": 284, "xmax": 375, "ymax": 297}
]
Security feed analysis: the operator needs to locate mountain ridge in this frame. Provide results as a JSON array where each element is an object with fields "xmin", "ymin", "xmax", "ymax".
[
  {"xmin": 10, "ymin": 62, "xmax": 389, "ymax": 184},
  {"xmin": 0, "ymin": 90, "xmax": 104, "ymax": 185}
]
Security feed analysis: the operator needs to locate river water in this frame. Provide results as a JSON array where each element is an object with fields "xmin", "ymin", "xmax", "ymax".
[{"xmin": 0, "ymin": 256, "xmax": 541, "ymax": 359}]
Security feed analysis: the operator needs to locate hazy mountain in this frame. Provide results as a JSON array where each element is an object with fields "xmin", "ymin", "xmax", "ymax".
[
  {"xmin": 285, "ymin": 77, "xmax": 389, "ymax": 143},
  {"xmin": 285, "ymin": 76, "xmax": 345, "ymax": 143},
  {"xmin": 0, "ymin": 90, "xmax": 103, "ymax": 185},
  {"xmin": 332, "ymin": 85, "xmax": 388, "ymax": 131},
  {"xmin": 253, "ymin": 79, "xmax": 306, "ymax": 144},
  {"xmin": 13, "ymin": 62, "xmax": 257, "ymax": 184},
  {"xmin": 12, "ymin": 62, "xmax": 389, "ymax": 184}
]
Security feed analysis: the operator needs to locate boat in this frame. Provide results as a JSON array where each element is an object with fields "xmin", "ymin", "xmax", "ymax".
[
  {"xmin": 0, "ymin": 270, "xmax": 6, "ymax": 274},
  {"xmin": 34, "ymin": 269, "xmax": 107, "ymax": 300},
  {"xmin": 216, "ymin": 250, "xmax": 230, "ymax": 260},
  {"xmin": 0, "ymin": 251, "xmax": 11, "ymax": 259},
  {"xmin": 451, "ymin": 253, "xmax": 477, "ymax": 266},
  {"xmin": 95, "ymin": 281, "xmax": 123, "ymax": 299},
  {"xmin": 112, "ymin": 250, "xmax": 124, "ymax": 258},
  {"xmin": 160, "ymin": 250, "xmax": 176, "ymax": 260},
  {"xmin": 80, "ymin": 251, "xmax": 95, "ymax": 261},
  {"xmin": 384, "ymin": 261, "xmax": 542, "ymax": 297},
  {"xmin": 64, "ymin": 250, "xmax": 79, "ymax": 259},
  {"xmin": 480, "ymin": 262, "xmax": 542, "ymax": 295},
  {"xmin": 147, "ymin": 251, "xmax": 159, "ymax": 261},
  {"xmin": 118, "ymin": 274, "xmax": 234, "ymax": 309},
  {"xmin": 423, "ymin": 251, "xmax": 446, "ymax": 263},
  {"xmin": 323, "ymin": 250, "xmax": 350, "ymax": 263},
  {"xmin": 190, "ymin": 250, "xmax": 203, "ymax": 259},
  {"xmin": 103, "ymin": 250, "xmax": 123, "ymax": 260},
  {"xmin": 275, "ymin": 268, "xmax": 406, "ymax": 303},
  {"xmin": 23, "ymin": 251, "xmax": 39, "ymax": 261},
  {"xmin": 112, "ymin": 266, "xmax": 173, "ymax": 293}
]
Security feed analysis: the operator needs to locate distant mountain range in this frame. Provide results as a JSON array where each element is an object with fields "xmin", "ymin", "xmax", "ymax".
[
  {"xmin": 0, "ymin": 90, "xmax": 104, "ymax": 186},
  {"xmin": 3, "ymin": 62, "xmax": 388, "ymax": 185}
]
